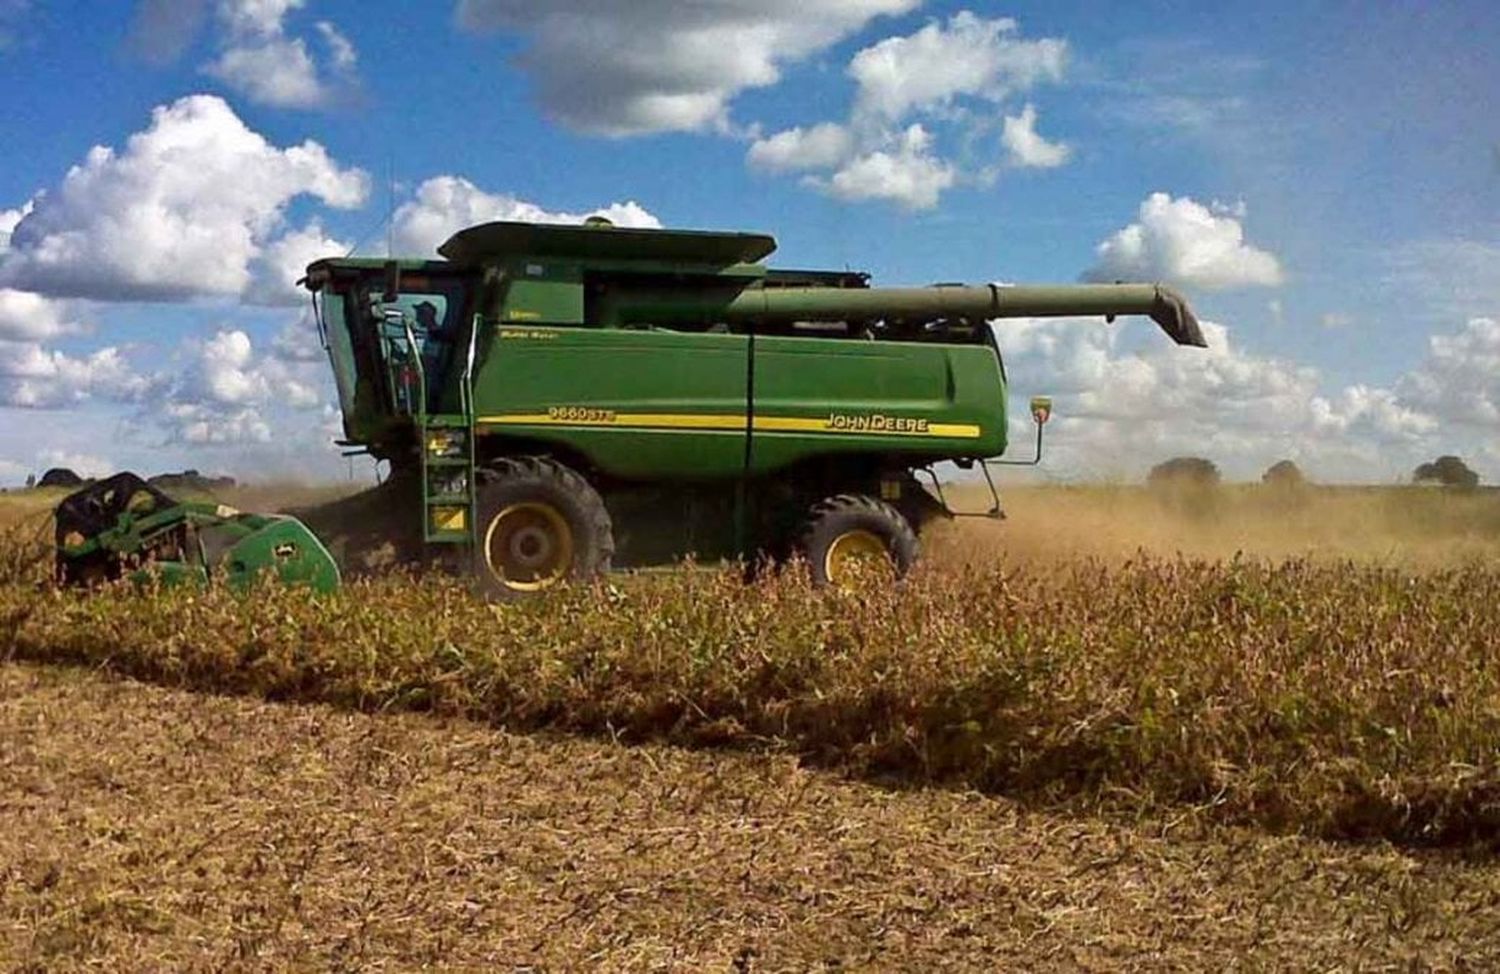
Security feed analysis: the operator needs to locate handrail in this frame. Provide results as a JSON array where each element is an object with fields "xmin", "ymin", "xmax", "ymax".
[
  {"xmin": 402, "ymin": 314, "xmax": 427, "ymax": 423},
  {"xmin": 462, "ymin": 312, "xmax": 480, "ymax": 421}
]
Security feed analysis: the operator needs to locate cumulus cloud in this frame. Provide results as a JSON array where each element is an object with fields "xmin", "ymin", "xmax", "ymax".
[
  {"xmin": 153, "ymin": 326, "xmax": 327, "ymax": 444},
  {"xmin": 747, "ymin": 12, "xmax": 1071, "ymax": 208},
  {"xmin": 995, "ymin": 317, "xmax": 1343, "ymax": 479},
  {"xmin": 815, "ymin": 125, "xmax": 956, "ymax": 209},
  {"xmin": 1394, "ymin": 317, "xmax": 1500, "ymax": 429},
  {"xmin": 1001, "ymin": 104, "xmax": 1071, "ymax": 168},
  {"xmin": 247, "ymin": 220, "xmax": 349, "ymax": 304},
  {"xmin": 456, "ymin": 0, "xmax": 917, "ymax": 136},
  {"xmin": 993, "ymin": 309, "xmax": 1500, "ymax": 482},
  {"xmin": 0, "ymin": 200, "xmax": 31, "ymax": 243},
  {"xmin": 0, "ymin": 290, "xmax": 85, "ymax": 342},
  {"xmin": 1083, "ymin": 192, "xmax": 1284, "ymax": 290},
  {"xmin": 848, "ymin": 11, "xmax": 1066, "ymax": 122},
  {"xmin": 0, "ymin": 341, "xmax": 155, "ymax": 409},
  {"xmin": 390, "ymin": 176, "xmax": 660, "ymax": 256},
  {"xmin": 204, "ymin": 0, "xmax": 358, "ymax": 108},
  {"xmin": 0, "ymin": 95, "xmax": 369, "ymax": 302},
  {"xmin": 125, "ymin": 0, "xmax": 357, "ymax": 107},
  {"xmin": 746, "ymin": 123, "xmax": 855, "ymax": 173}
]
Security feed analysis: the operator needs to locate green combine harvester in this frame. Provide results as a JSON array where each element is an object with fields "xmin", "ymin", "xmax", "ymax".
[{"xmin": 302, "ymin": 219, "xmax": 1205, "ymax": 595}]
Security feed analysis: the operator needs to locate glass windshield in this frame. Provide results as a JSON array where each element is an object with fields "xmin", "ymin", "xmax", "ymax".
[
  {"xmin": 368, "ymin": 279, "xmax": 469, "ymax": 414},
  {"xmin": 318, "ymin": 289, "xmax": 358, "ymax": 431},
  {"xmin": 380, "ymin": 292, "xmax": 454, "ymax": 378}
]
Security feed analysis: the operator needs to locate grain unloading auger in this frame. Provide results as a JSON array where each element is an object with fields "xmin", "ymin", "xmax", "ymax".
[{"xmin": 303, "ymin": 219, "xmax": 1205, "ymax": 595}]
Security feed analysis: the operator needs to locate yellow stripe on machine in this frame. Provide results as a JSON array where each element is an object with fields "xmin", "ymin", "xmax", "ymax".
[{"xmin": 477, "ymin": 411, "xmax": 981, "ymax": 439}]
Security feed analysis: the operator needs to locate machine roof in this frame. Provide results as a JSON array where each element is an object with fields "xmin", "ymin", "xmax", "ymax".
[{"xmin": 437, "ymin": 221, "xmax": 778, "ymax": 267}]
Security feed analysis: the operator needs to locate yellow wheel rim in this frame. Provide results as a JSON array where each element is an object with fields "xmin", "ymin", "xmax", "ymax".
[
  {"xmin": 823, "ymin": 529, "xmax": 889, "ymax": 585},
  {"xmin": 483, "ymin": 502, "xmax": 574, "ymax": 592}
]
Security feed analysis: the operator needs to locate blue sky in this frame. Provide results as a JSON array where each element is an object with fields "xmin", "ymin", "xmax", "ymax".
[{"xmin": 0, "ymin": 0, "xmax": 1496, "ymax": 484}]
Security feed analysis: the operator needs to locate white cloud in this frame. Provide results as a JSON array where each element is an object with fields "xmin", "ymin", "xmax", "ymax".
[
  {"xmin": 1083, "ymin": 192, "xmax": 1284, "ymax": 290},
  {"xmin": 993, "ymin": 310, "xmax": 1500, "ymax": 482},
  {"xmin": 816, "ymin": 124, "xmax": 956, "ymax": 209},
  {"xmin": 315, "ymin": 20, "xmax": 355, "ymax": 71},
  {"xmin": 269, "ymin": 309, "xmax": 325, "ymax": 363},
  {"xmin": 207, "ymin": 35, "xmax": 323, "ymax": 107},
  {"xmin": 0, "ymin": 95, "xmax": 369, "ymax": 302},
  {"xmin": 745, "ymin": 12, "xmax": 1071, "ymax": 209},
  {"xmin": 0, "ymin": 289, "xmax": 84, "ymax": 341},
  {"xmin": 202, "ymin": 0, "xmax": 356, "ymax": 108},
  {"xmin": 455, "ymin": 0, "xmax": 917, "ymax": 136},
  {"xmin": 247, "ymin": 220, "xmax": 349, "ymax": 305},
  {"xmin": 182, "ymin": 328, "xmax": 321, "ymax": 409},
  {"xmin": 848, "ymin": 11, "xmax": 1066, "ymax": 122},
  {"xmin": 1394, "ymin": 317, "xmax": 1500, "ymax": 429},
  {"xmin": 1001, "ymin": 104, "xmax": 1070, "ymax": 168},
  {"xmin": 0, "ymin": 341, "xmax": 154, "ymax": 408},
  {"xmin": 0, "ymin": 200, "xmax": 31, "ymax": 243},
  {"xmin": 153, "ymin": 326, "xmax": 326, "ymax": 444},
  {"xmin": 218, "ymin": 0, "xmax": 302, "ymax": 37},
  {"xmin": 390, "ymin": 176, "xmax": 660, "ymax": 256},
  {"xmin": 747, "ymin": 123, "xmax": 855, "ymax": 173},
  {"xmin": 164, "ymin": 402, "xmax": 273, "ymax": 445}
]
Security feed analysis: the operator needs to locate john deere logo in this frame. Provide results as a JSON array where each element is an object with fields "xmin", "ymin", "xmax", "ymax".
[
  {"xmin": 826, "ymin": 412, "xmax": 931, "ymax": 433},
  {"xmin": 1030, "ymin": 396, "xmax": 1053, "ymax": 425}
]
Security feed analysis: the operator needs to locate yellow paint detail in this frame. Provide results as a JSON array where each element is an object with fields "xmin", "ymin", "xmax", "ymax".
[
  {"xmin": 477, "ymin": 411, "xmax": 981, "ymax": 439},
  {"xmin": 505, "ymin": 310, "xmax": 542, "ymax": 321},
  {"xmin": 432, "ymin": 507, "xmax": 467, "ymax": 532}
]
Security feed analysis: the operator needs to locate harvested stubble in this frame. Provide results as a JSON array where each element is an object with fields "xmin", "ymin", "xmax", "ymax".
[
  {"xmin": 7, "ymin": 662, "xmax": 1499, "ymax": 970},
  {"xmin": 3, "ymin": 528, "xmax": 1498, "ymax": 848}
]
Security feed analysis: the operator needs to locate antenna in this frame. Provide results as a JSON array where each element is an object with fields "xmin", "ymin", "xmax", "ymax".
[{"xmin": 386, "ymin": 153, "xmax": 395, "ymax": 258}]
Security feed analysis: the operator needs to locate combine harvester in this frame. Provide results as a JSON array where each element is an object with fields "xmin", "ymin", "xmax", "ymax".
[{"xmin": 292, "ymin": 218, "xmax": 1205, "ymax": 596}]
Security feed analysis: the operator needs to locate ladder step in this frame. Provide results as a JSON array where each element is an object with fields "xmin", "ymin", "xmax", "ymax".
[
  {"xmin": 425, "ymin": 457, "xmax": 471, "ymax": 468},
  {"xmin": 426, "ymin": 530, "xmax": 472, "ymax": 544},
  {"xmin": 425, "ymin": 493, "xmax": 472, "ymax": 505}
]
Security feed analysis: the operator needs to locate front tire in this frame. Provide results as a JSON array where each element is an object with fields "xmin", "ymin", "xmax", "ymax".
[
  {"xmin": 797, "ymin": 494, "xmax": 917, "ymax": 587},
  {"xmin": 474, "ymin": 457, "xmax": 613, "ymax": 599}
]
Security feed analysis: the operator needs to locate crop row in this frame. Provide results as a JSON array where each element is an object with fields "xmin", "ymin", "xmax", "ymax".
[{"xmin": 2, "ymin": 531, "xmax": 1497, "ymax": 847}]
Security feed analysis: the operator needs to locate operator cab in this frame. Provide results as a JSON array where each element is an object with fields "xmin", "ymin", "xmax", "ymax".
[{"xmin": 303, "ymin": 257, "xmax": 481, "ymax": 456}]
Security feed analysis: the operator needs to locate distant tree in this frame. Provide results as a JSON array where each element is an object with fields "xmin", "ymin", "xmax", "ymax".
[
  {"xmin": 37, "ymin": 467, "xmax": 84, "ymax": 488},
  {"xmin": 24, "ymin": 473, "xmax": 35, "ymax": 489},
  {"xmin": 1413, "ymin": 455, "xmax": 1479, "ymax": 489},
  {"xmin": 1262, "ymin": 460, "xmax": 1307, "ymax": 487},
  {"xmin": 1147, "ymin": 456, "xmax": 1221, "ymax": 488}
]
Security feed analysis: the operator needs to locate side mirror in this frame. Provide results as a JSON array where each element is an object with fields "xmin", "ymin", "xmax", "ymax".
[
  {"xmin": 381, "ymin": 260, "xmax": 401, "ymax": 303},
  {"xmin": 1030, "ymin": 396, "xmax": 1053, "ymax": 426}
]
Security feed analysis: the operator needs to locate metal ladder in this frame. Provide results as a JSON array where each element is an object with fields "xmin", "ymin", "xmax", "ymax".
[{"xmin": 402, "ymin": 313, "xmax": 480, "ymax": 546}]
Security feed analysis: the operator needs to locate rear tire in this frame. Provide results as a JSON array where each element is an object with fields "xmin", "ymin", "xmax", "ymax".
[
  {"xmin": 473, "ymin": 457, "xmax": 613, "ymax": 600},
  {"xmin": 797, "ymin": 494, "xmax": 917, "ymax": 587}
]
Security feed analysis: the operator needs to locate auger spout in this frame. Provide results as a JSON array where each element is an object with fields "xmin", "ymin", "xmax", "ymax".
[{"xmin": 720, "ymin": 282, "xmax": 1207, "ymax": 347}]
